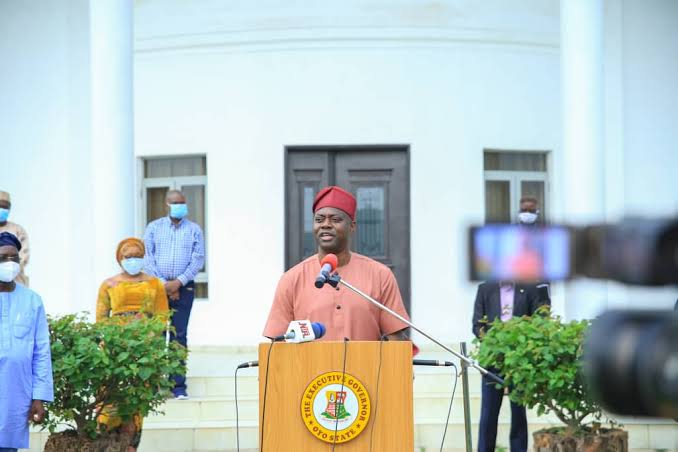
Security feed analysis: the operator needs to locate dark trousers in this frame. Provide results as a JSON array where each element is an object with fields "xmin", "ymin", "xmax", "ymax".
[
  {"xmin": 478, "ymin": 373, "xmax": 528, "ymax": 452},
  {"xmin": 169, "ymin": 281, "xmax": 194, "ymax": 394}
]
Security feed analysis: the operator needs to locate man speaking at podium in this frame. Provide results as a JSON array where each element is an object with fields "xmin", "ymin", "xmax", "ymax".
[{"xmin": 263, "ymin": 186, "xmax": 410, "ymax": 341}]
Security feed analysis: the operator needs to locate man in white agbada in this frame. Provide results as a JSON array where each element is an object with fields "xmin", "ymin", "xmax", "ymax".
[{"xmin": 0, "ymin": 232, "xmax": 53, "ymax": 452}]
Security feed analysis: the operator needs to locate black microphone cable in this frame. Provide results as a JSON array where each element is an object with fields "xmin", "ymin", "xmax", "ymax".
[
  {"xmin": 368, "ymin": 335, "xmax": 386, "ymax": 452},
  {"xmin": 439, "ymin": 362, "xmax": 459, "ymax": 452},
  {"xmin": 260, "ymin": 340, "xmax": 275, "ymax": 452},
  {"xmin": 331, "ymin": 337, "xmax": 349, "ymax": 452},
  {"xmin": 235, "ymin": 361, "xmax": 258, "ymax": 452},
  {"xmin": 235, "ymin": 366, "xmax": 242, "ymax": 452}
]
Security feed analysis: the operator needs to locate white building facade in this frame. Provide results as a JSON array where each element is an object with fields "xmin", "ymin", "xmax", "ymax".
[{"xmin": 2, "ymin": 0, "xmax": 677, "ymax": 348}]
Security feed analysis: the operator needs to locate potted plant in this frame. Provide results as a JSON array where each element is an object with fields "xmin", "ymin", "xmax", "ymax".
[
  {"xmin": 42, "ymin": 313, "xmax": 186, "ymax": 452},
  {"xmin": 473, "ymin": 308, "xmax": 628, "ymax": 452}
]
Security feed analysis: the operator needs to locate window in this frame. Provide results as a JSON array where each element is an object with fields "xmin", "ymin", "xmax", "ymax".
[
  {"xmin": 140, "ymin": 156, "xmax": 208, "ymax": 299},
  {"xmin": 484, "ymin": 150, "xmax": 549, "ymax": 223}
]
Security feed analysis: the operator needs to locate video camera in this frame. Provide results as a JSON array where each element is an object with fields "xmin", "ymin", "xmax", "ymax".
[
  {"xmin": 468, "ymin": 217, "xmax": 678, "ymax": 286},
  {"xmin": 468, "ymin": 218, "xmax": 678, "ymax": 419}
]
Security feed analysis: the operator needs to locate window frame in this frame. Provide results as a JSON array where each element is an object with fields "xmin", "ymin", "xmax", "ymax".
[
  {"xmin": 138, "ymin": 158, "xmax": 209, "ymax": 298},
  {"xmin": 483, "ymin": 150, "xmax": 551, "ymax": 223}
]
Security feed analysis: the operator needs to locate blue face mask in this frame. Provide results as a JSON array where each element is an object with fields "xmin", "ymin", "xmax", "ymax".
[
  {"xmin": 0, "ymin": 208, "xmax": 9, "ymax": 223},
  {"xmin": 121, "ymin": 257, "xmax": 144, "ymax": 276},
  {"xmin": 169, "ymin": 203, "xmax": 188, "ymax": 220}
]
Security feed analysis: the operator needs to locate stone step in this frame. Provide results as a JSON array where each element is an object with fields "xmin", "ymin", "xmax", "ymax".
[
  {"xmin": 145, "ymin": 394, "xmax": 563, "ymax": 425},
  {"xmin": 185, "ymin": 375, "xmax": 258, "ymax": 398},
  {"xmin": 28, "ymin": 420, "xmax": 677, "ymax": 452},
  {"xmin": 27, "ymin": 346, "xmax": 675, "ymax": 451},
  {"xmin": 185, "ymin": 368, "xmax": 485, "ymax": 398},
  {"xmin": 414, "ymin": 421, "xmax": 678, "ymax": 451},
  {"xmin": 183, "ymin": 344, "xmax": 474, "ymax": 377},
  {"xmin": 127, "ymin": 421, "xmax": 678, "ymax": 451},
  {"xmin": 140, "ymin": 398, "xmax": 677, "ymax": 450}
]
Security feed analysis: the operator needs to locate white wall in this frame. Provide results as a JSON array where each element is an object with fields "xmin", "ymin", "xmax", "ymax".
[
  {"xmin": 0, "ymin": 0, "xmax": 98, "ymax": 316},
  {"xmin": 622, "ymin": 0, "xmax": 678, "ymax": 216},
  {"xmin": 2, "ymin": 0, "xmax": 675, "ymax": 346},
  {"xmin": 134, "ymin": 0, "xmax": 562, "ymax": 345},
  {"xmin": 603, "ymin": 0, "xmax": 678, "ymax": 310}
]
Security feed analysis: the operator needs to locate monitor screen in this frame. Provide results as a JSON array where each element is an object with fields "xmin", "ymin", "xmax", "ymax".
[{"xmin": 469, "ymin": 224, "xmax": 572, "ymax": 282}]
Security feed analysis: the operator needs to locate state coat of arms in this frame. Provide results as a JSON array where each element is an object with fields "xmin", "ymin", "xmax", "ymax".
[{"xmin": 300, "ymin": 371, "xmax": 371, "ymax": 444}]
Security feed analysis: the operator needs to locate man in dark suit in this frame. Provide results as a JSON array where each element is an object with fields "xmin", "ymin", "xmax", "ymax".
[
  {"xmin": 517, "ymin": 196, "xmax": 551, "ymax": 308},
  {"xmin": 472, "ymin": 281, "xmax": 549, "ymax": 452}
]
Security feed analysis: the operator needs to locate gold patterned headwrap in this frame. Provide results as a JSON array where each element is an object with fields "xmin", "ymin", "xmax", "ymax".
[{"xmin": 115, "ymin": 238, "xmax": 145, "ymax": 263}]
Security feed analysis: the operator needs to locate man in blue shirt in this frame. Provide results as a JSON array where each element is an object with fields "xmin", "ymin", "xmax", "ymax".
[
  {"xmin": 0, "ymin": 232, "xmax": 53, "ymax": 451},
  {"xmin": 144, "ymin": 190, "xmax": 205, "ymax": 399}
]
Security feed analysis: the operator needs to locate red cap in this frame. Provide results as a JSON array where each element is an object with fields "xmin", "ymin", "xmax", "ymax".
[{"xmin": 313, "ymin": 186, "xmax": 357, "ymax": 220}]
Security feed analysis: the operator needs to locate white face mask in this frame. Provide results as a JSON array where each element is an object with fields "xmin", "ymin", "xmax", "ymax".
[
  {"xmin": 518, "ymin": 211, "xmax": 538, "ymax": 225},
  {"xmin": 121, "ymin": 257, "xmax": 144, "ymax": 276},
  {"xmin": 0, "ymin": 261, "xmax": 20, "ymax": 283}
]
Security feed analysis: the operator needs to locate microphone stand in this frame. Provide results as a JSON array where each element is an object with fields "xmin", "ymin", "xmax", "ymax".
[{"xmin": 325, "ymin": 272, "xmax": 504, "ymax": 386}]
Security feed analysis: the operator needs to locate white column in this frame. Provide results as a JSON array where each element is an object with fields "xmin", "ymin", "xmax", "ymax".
[
  {"xmin": 560, "ymin": 0, "xmax": 607, "ymax": 319},
  {"xmin": 89, "ymin": 0, "xmax": 135, "ymax": 303}
]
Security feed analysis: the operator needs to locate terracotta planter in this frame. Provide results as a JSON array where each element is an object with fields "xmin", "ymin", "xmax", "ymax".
[
  {"xmin": 533, "ymin": 427, "xmax": 628, "ymax": 452},
  {"xmin": 44, "ymin": 430, "xmax": 132, "ymax": 452}
]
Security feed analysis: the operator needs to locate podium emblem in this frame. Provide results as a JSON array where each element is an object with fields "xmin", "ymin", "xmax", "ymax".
[{"xmin": 301, "ymin": 371, "xmax": 371, "ymax": 444}]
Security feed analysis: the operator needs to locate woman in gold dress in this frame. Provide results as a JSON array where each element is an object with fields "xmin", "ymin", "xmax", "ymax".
[{"xmin": 96, "ymin": 238, "xmax": 169, "ymax": 452}]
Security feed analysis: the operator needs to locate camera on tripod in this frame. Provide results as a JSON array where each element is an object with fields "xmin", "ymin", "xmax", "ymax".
[{"xmin": 467, "ymin": 217, "xmax": 678, "ymax": 419}]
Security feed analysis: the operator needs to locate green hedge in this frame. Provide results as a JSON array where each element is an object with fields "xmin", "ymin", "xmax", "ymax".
[
  {"xmin": 473, "ymin": 308, "xmax": 611, "ymax": 432},
  {"xmin": 44, "ymin": 313, "xmax": 187, "ymax": 439}
]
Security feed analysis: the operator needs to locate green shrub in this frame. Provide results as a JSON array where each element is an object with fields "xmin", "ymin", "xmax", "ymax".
[
  {"xmin": 473, "ymin": 308, "xmax": 608, "ymax": 432},
  {"xmin": 44, "ymin": 313, "xmax": 187, "ymax": 439}
]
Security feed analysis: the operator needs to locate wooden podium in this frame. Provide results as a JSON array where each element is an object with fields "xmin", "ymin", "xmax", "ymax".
[{"xmin": 258, "ymin": 341, "xmax": 413, "ymax": 451}]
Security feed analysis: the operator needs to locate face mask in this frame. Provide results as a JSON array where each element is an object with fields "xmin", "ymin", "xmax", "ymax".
[
  {"xmin": 169, "ymin": 203, "xmax": 188, "ymax": 220},
  {"xmin": 0, "ymin": 261, "xmax": 20, "ymax": 283},
  {"xmin": 518, "ymin": 211, "xmax": 538, "ymax": 225},
  {"xmin": 0, "ymin": 208, "xmax": 9, "ymax": 222},
  {"xmin": 121, "ymin": 257, "xmax": 144, "ymax": 276}
]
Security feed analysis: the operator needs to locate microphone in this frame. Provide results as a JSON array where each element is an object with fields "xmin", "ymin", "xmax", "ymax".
[
  {"xmin": 272, "ymin": 320, "xmax": 326, "ymax": 343},
  {"xmin": 236, "ymin": 360, "xmax": 259, "ymax": 369},
  {"xmin": 413, "ymin": 359, "xmax": 454, "ymax": 367},
  {"xmin": 314, "ymin": 254, "xmax": 338, "ymax": 288}
]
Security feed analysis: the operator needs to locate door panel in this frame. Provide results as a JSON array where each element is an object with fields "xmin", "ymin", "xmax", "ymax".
[
  {"xmin": 485, "ymin": 180, "xmax": 511, "ymax": 223},
  {"xmin": 355, "ymin": 185, "xmax": 387, "ymax": 258},
  {"xmin": 180, "ymin": 184, "xmax": 206, "ymax": 230},
  {"xmin": 286, "ymin": 152, "xmax": 330, "ymax": 264},
  {"xmin": 146, "ymin": 186, "xmax": 170, "ymax": 223},
  {"xmin": 286, "ymin": 147, "xmax": 410, "ymax": 313},
  {"xmin": 335, "ymin": 151, "xmax": 410, "ymax": 312}
]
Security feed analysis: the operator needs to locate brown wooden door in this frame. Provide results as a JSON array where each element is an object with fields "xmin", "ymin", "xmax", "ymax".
[{"xmin": 286, "ymin": 146, "xmax": 411, "ymax": 313}]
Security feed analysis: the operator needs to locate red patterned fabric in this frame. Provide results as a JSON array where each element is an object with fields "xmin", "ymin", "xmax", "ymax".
[{"xmin": 312, "ymin": 186, "xmax": 357, "ymax": 220}]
